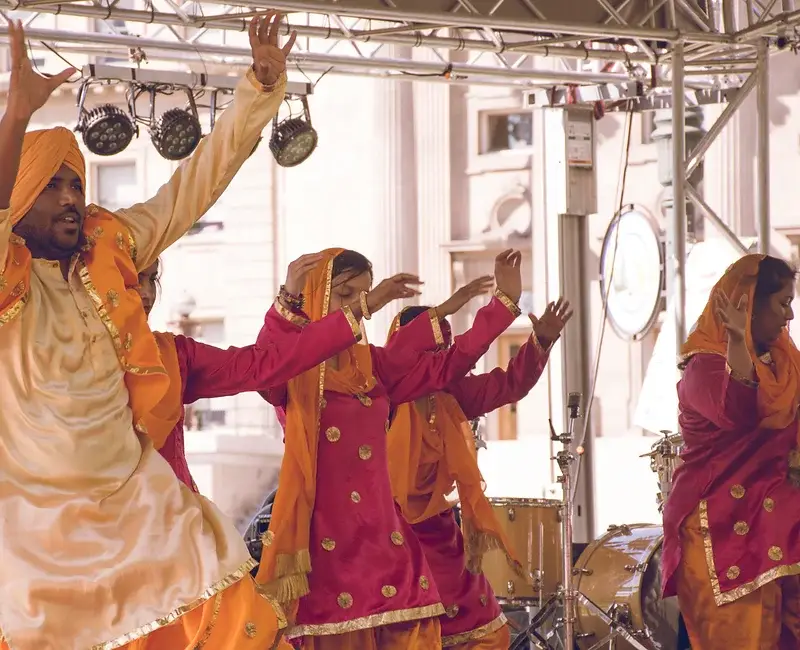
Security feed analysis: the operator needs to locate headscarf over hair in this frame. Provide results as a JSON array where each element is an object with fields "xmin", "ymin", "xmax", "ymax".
[
  {"xmin": 386, "ymin": 309, "xmax": 521, "ymax": 576},
  {"xmin": 11, "ymin": 127, "xmax": 86, "ymax": 225},
  {"xmin": 682, "ymin": 253, "xmax": 800, "ymax": 431},
  {"xmin": 257, "ymin": 248, "xmax": 376, "ymax": 603}
]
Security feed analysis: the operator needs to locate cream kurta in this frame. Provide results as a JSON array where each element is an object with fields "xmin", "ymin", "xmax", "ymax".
[{"xmin": 0, "ymin": 70, "xmax": 285, "ymax": 650}]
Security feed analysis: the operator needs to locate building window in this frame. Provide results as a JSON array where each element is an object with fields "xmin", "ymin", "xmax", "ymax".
[
  {"xmin": 195, "ymin": 317, "xmax": 226, "ymax": 345},
  {"xmin": 482, "ymin": 112, "xmax": 533, "ymax": 154},
  {"xmin": 94, "ymin": 162, "xmax": 137, "ymax": 212},
  {"xmin": 497, "ymin": 334, "xmax": 530, "ymax": 440}
]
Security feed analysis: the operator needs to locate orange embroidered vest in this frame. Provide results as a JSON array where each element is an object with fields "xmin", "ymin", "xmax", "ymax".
[{"xmin": 0, "ymin": 204, "xmax": 178, "ymax": 448}]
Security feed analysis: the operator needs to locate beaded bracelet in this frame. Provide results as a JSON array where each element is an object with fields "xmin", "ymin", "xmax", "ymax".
[{"xmin": 278, "ymin": 285, "xmax": 304, "ymax": 311}]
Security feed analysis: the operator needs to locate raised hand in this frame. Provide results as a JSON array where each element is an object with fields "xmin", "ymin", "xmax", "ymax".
[
  {"xmin": 436, "ymin": 275, "xmax": 494, "ymax": 317},
  {"xmin": 283, "ymin": 253, "xmax": 323, "ymax": 296},
  {"xmin": 6, "ymin": 21, "xmax": 76, "ymax": 120},
  {"xmin": 366, "ymin": 273, "xmax": 423, "ymax": 314},
  {"xmin": 714, "ymin": 290, "xmax": 748, "ymax": 342},
  {"xmin": 494, "ymin": 249, "xmax": 522, "ymax": 303},
  {"xmin": 248, "ymin": 12, "xmax": 297, "ymax": 88},
  {"xmin": 530, "ymin": 298, "xmax": 573, "ymax": 347}
]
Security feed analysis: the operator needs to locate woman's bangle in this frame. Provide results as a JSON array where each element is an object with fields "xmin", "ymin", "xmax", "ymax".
[
  {"xmin": 278, "ymin": 285, "xmax": 304, "ymax": 311},
  {"xmin": 359, "ymin": 290, "xmax": 372, "ymax": 321}
]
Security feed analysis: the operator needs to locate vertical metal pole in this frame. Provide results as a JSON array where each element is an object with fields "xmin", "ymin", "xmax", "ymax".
[
  {"xmin": 671, "ymin": 42, "xmax": 688, "ymax": 350},
  {"xmin": 756, "ymin": 38, "xmax": 771, "ymax": 254}
]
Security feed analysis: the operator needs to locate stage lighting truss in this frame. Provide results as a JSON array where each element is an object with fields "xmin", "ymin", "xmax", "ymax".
[
  {"xmin": 75, "ymin": 80, "xmax": 138, "ymax": 157},
  {"xmin": 269, "ymin": 96, "xmax": 318, "ymax": 168}
]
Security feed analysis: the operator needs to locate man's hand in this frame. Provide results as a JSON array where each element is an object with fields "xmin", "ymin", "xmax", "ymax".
[
  {"xmin": 283, "ymin": 253, "xmax": 323, "ymax": 296},
  {"xmin": 365, "ymin": 274, "xmax": 423, "ymax": 314},
  {"xmin": 6, "ymin": 21, "xmax": 75, "ymax": 120},
  {"xmin": 249, "ymin": 12, "xmax": 297, "ymax": 89},
  {"xmin": 530, "ymin": 298, "xmax": 573, "ymax": 348},
  {"xmin": 494, "ymin": 249, "xmax": 522, "ymax": 303},
  {"xmin": 436, "ymin": 275, "xmax": 494, "ymax": 317}
]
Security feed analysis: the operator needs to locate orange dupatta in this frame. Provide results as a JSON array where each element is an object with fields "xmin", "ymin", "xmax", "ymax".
[
  {"xmin": 682, "ymin": 253, "xmax": 800, "ymax": 432},
  {"xmin": 144, "ymin": 332, "xmax": 184, "ymax": 447},
  {"xmin": 386, "ymin": 311, "xmax": 521, "ymax": 575},
  {"xmin": 256, "ymin": 248, "xmax": 373, "ymax": 604}
]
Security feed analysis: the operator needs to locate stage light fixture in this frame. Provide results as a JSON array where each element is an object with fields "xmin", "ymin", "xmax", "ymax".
[
  {"xmin": 269, "ymin": 96, "xmax": 318, "ymax": 168},
  {"xmin": 75, "ymin": 81, "xmax": 138, "ymax": 157},
  {"xmin": 150, "ymin": 89, "xmax": 202, "ymax": 161}
]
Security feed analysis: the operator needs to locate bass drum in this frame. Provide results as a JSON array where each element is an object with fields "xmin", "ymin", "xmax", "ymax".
[
  {"xmin": 574, "ymin": 524, "xmax": 680, "ymax": 650},
  {"xmin": 243, "ymin": 489, "xmax": 277, "ymax": 576}
]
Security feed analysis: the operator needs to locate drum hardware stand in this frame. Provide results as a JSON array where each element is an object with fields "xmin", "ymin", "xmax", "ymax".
[
  {"xmin": 471, "ymin": 417, "xmax": 487, "ymax": 451},
  {"xmin": 574, "ymin": 594, "xmax": 652, "ymax": 650}
]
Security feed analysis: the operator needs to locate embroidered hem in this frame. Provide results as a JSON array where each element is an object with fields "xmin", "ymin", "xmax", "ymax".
[
  {"xmin": 85, "ymin": 559, "xmax": 257, "ymax": 650},
  {"xmin": 699, "ymin": 499, "xmax": 800, "ymax": 606},
  {"xmin": 442, "ymin": 613, "xmax": 508, "ymax": 647},
  {"xmin": 285, "ymin": 603, "xmax": 445, "ymax": 638}
]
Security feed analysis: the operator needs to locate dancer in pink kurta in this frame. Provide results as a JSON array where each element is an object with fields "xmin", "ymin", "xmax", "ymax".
[{"xmin": 385, "ymin": 298, "xmax": 570, "ymax": 648}]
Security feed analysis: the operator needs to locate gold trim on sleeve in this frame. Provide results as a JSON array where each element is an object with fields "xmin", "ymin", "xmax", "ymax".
[
  {"xmin": 341, "ymin": 305, "xmax": 363, "ymax": 341},
  {"xmin": 285, "ymin": 603, "xmax": 445, "ymax": 638},
  {"xmin": 494, "ymin": 289, "xmax": 522, "ymax": 318},
  {"xmin": 725, "ymin": 363, "xmax": 759, "ymax": 388},
  {"xmin": 442, "ymin": 613, "xmax": 508, "ymax": 647},
  {"xmin": 273, "ymin": 299, "xmax": 310, "ymax": 327},
  {"xmin": 428, "ymin": 308, "xmax": 445, "ymax": 346}
]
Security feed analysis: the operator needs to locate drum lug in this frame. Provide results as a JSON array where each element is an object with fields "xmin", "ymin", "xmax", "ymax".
[
  {"xmin": 572, "ymin": 567, "xmax": 593, "ymax": 576},
  {"xmin": 607, "ymin": 524, "xmax": 632, "ymax": 536},
  {"xmin": 624, "ymin": 562, "xmax": 646, "ymax": 573},
  {"xmin": 506, "ymin": 580, "xmax": 516, "ymax": 597},
  {"xmin": 507, "ymin": 507, "xmax": 515, "ymax": 522}
]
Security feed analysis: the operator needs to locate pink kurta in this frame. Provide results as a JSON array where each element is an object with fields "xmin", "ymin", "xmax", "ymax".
[
  {"xmin": 662, "ymin": 353, "xmax": 800, "ymax": 605},
  {"xmin": 158, "ymin": 303, "xmax": 361, "ymax": 491},
  {"xmin": 261, "ymin": 297, "xmax": 518, "ymax": 640},
  {"xmin": 391, "ymin": 324, "xmax": 550, "ymax": 645}
]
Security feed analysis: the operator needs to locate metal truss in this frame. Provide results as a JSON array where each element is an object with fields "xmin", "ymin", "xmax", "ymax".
[{"xmin": 0, "ymin": 0, "xmax": 797, "ymax": 90}]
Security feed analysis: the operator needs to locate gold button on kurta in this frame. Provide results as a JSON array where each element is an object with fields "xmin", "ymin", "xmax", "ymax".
[
  {"xmin": 726, "ymin": 566, "xmax": 741, "ymax": 580},
  {"xmin": 358, "ymin": 445, "xmax": 372, "ymax": 460},
  {"xmin": 764, "ymin": 497, "xmax": 775, "ymax": 512},
  {"xmin": 445, "ymin": 604, "xmax": 460, "ymax": 618},
  {"xmin": 350, "ymin": 491, "xmax": 361, "ymax": 503},
  {"xmin": 381, "ymin": 585, "xmax": 397, "ymax": 598},
  {"xmin": 326, "ymin": 426, "xmax": 341, "ymax": 442},
  {"xmin": 390, "ymin": 531, "xmax": 404, "ymax": 546},
  {"xmin": 730, "ymin": 484, "xmax": 746, "ymax": 499},
  {"xmin": 769, "ymin": 546, "xmax": 784, "ymax": 561},
  {"xmin": 337, "ymin": 593, "xmax": 353, "ymax": 609},
  {"xmin": 321, "ymin": 538, "xmax": 336, "ymax": 551},
  {"xmin": 419, "ymin": 576, "xmax": 430, "ymax": 590},
  {"xmin": 733, "ymin": 521, "xmax": 750, "ymax": 535}
]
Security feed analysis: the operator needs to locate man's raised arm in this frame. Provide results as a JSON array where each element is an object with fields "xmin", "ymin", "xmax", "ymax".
[{"xmin": 115, "ymin": 12, "xmax": 297, "ymax": 272}]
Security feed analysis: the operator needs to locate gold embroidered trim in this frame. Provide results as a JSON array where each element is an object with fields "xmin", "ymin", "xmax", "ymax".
[
  {"xmin": 77, "ymin": 260, "xmax": 167, "ymax": 376},
  {"xmin": 88, "ymin": 559, "xmax": 257, "ymax": 650},
  {"xmin": 0, "ymin": 292, "xmax": 27, "ymax": 327},
  {"xmin": 273, "ymin": 298, "xmax": 310, "ymax": 327},
  {"xmin": 428, "ymin": 308, "xmax": 445, "ymax": 347},
  {"xmin": 442, "ymin": 612, "xmax": 508, "ymax": 647},
  {"xmin": 493, "ymin": 289, "xmax": 521, "ymax": 317},
  {"xmin": 194, "ymin": 593, "xmax": 223, "ymax": 649},
  {"xmin": 678, "ymin": 348, "xmax": 725, "ymax": 370},
  {"xmin": 699, "ymin": 499, "xmax": 800, "ymax": 605},
  {"xmin": 725, "ymin": 363, "xmax": 759, "ymax": 389},
  {"xmin": 285, "ymin": 603, "xmax": 445, "ymax": 638},
  {"xmin": 341, "ymin": 305, "xmax": 362, "ymax": 341},
  {"xmin": 255, "ymin": 585, "xmax": 289, "ymax": 631},
  {"xmin": 530, "ymin": 332, "xmax": 554, "ymax": 354}
]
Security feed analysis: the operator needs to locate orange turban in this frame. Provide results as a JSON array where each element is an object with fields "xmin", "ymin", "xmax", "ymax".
[{"xmin": 10, "ymin": 127, "xmax": 86, "ymax": 225}]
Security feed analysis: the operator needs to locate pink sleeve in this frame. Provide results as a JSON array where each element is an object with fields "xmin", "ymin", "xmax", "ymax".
[
  {"xmin": 373, "ymin": 294, "xmax": 519, "ymax": 405},
  {"xmin": 678, "ymin": 353, "xmax": 759, "ymax": 432},
  {"xmin": 384, "ymin": 308, "xmax": 445, "ymax": 353},
  {"xmin": 448, "ymin": 334, "xmax": 550, "ymax": 420},
  {"xmin": 178, "ymin": 302, "xmax": 360, "ymax": 404}
]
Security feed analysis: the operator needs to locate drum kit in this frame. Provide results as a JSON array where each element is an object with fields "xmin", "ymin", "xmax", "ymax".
[
  {"xmin": 243, "ymin": 404, "xmax": 687, "ymax": 650},
  {"xmin": 480, "ymin": 404, "xmax": 686, "ymax": 650}
]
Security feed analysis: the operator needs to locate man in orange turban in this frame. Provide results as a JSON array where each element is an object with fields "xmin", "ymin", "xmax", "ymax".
[{"xmin": 0, "ymin": 16, "xmax": 301, "ymax": 650}]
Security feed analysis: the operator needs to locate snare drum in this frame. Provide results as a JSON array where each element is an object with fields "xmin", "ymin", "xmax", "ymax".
[
  {"xmin": 482, "ymin": 497, "xmax": 563, "ymax": 603},
  {"xmin": 573, "ymin": 524, "xmax": 680, "ymax": 650}
]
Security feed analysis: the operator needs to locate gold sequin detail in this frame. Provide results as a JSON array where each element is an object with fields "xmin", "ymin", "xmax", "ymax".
[
  {"xmin": 326, "ymin": 427, "xmax": 341, "ymax": 442},
  {"xmin": 261, "ymin": 530, "xmax": 275, "ymax": 547},
  {"xmin": 107, "ymin": 289, "xmax": 120, "ymax": 308},
  {"xmin": 358, "ymin": 394, "xmax": 373, "ymax": 407},
  {"xmin": 11, "ymin": 281, "xmax": 24, "ymax": 297},
  {"xmin": 320, "ymin": 398, "xmax": 327, "ymax": 409},
  {"xmin": 244, "ymin": 622, "xmax": 257, "ymax": 638},
  {"xmin": 381, "ymin": 585, "xmax": 397, "ymax": 598},
  {"xmin": 350, "ymin": 491, "xmax": 361, "ymax": 503},
  {"xmin": 116, "ymin": 232, "xmax": 125, "ymax": 250},
  {"xmin": 419, "ymin": 576, "xmax": 430, "ymax": 590},
  {"xmin": 123, "ymin": 332, "xmax": 133, "ymax": 352},
  {"xmin": 337, "ymin": 592, "xmax": 353, "ymax": 609},
  {"xmin": 764, "ymin": 498, "xmax": 775, "ymax": 512},
  {"xmin": 726, "ymin": 566, "xmax": 741, "ymax": 580},
  {"xmin": 0, "ymin": 276, "xmax": 6, "ymax": 292},
  {"xmin": 730, "ymin": 484, "xmax": 746, "ymax": 499},
  {"xmin": 93, "ymin": 226, "xmax": 105, "ymax": 239},
  {"xmin": 769, "ymin": 546, "xmax": 784, "ymax": 562},
  {"xmin": 358, "ymin": 445, "xmax": 372, "ymax": 460},
  {"xmin": 734, "ymin": 521, "xmax": 750, "ymax": 535},
  {"xmin": 445, "ymin": 604, "xmax": 460, "ymax": 618},
  {"xmin": 391, "ymin": 531, "xmax": 404, "ymax": 546},
  {"xmin": 321, "ymin": 538, "xmax": 336, "ymax": 551},
  {"xmin": 480, "ymin": 594, "xmax": 488, "ymax": 606}
]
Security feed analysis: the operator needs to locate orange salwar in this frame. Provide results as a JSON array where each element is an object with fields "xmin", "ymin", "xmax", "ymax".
[
  {"xmin": 0, "ymin": 577, "xmax": 292, "ymax": 650},
  {"xmin": 300, "ymin": 619, "xmax": 442, "ymax": 650},
  {"xmin": 447, "ymin": 625, "xmax": 510, "ymax": 649},
  {"xmin": 676, "ymin": 509, "xmax": 800, "ymax": 650}
]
